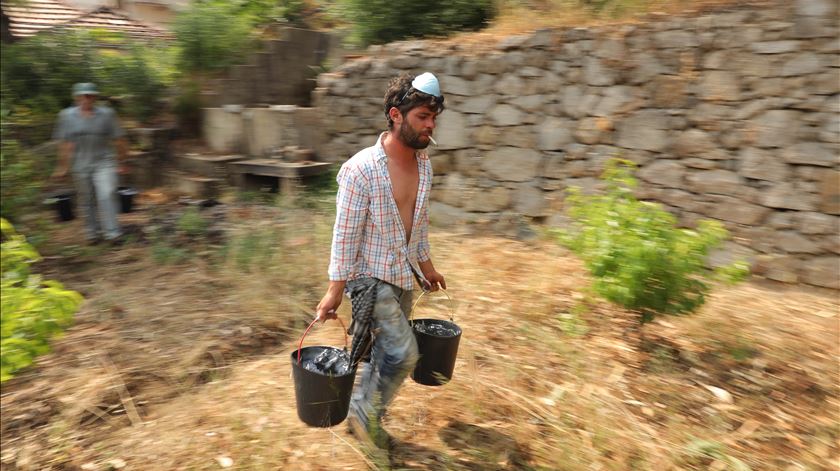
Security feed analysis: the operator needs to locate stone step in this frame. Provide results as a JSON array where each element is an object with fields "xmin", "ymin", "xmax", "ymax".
[
  {"xmin": 169, "ymin": 172, "xmax": 223, "ymax": 199},
  {"xmin": 174, "ymin": 153, "xmax": 246, "ymax": 179}
]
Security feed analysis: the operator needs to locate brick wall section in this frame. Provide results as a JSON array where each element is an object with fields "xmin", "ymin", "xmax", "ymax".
[{"xmin": 312, "ymin": 0, "xmax": 839, "ymax": 289}]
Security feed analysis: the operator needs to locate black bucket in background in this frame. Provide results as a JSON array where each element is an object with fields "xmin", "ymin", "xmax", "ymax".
[
  {"xmin": 412, "ymin": 319, "xmax": 462, "ymax": 386},
  {"xmin": 44, "ymin": 190, "xmax": 75, "ymax": 221},
  {"xmin": 290, "ymin": 346, "xmax": 356, "ymax": 427},
  {"xmin": 117, "ymin": 187, "xmax": 138, "ymax": 213}
]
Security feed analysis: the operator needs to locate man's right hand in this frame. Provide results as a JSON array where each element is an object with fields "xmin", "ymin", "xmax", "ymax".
[{"xmin": 315, "ymin": 282, "xmax": 345, "ymax": 323}]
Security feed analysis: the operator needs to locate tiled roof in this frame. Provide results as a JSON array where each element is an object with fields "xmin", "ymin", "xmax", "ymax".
[
  {"xmin": 2, "ymin": 0, "xmax": 82, "ymax": 38},
  {"xmin": 60, "ymin": 7, "xmax": 173, "ymax": 40},
  {"xmin": 3, "ymin": 0, "xmax": 172, "ymax": 40}
]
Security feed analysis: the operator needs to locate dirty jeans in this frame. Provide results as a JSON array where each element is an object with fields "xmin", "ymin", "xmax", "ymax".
[
  {"xmin": 73, "ymin": 164, "xmax": 121, "ymax": 240},
  {"xmin": 347, "ymin": 280, "xmax": 418, "ymax": 427}
]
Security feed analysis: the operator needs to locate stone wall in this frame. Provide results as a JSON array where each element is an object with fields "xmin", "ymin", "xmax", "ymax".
[{"xmin": 312, "ymin": 0, "xmax": 839, "ymax": 289}]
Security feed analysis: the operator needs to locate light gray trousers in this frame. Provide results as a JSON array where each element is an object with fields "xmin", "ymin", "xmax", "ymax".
[
  {"xmin": 73, "ymin": 164, "xmax": 121, "ymax": 240},
  {"xmin": 347, "ymin": 280, "xmax": 418, "ymax": 427}
]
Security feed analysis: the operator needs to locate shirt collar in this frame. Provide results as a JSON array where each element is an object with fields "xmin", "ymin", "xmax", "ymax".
[{"xmin": 375, "ymin": 132, "xmax": 429, "ymax": 163}]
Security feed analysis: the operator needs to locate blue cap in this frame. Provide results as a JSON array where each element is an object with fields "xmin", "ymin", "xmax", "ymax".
[
  {"xmin": 72, "ymin": 83, "xmax": 99, "ymax": 96},
  {"xmin": 412, "ymin": 72, "xmax": 441, "ymax": 98}
]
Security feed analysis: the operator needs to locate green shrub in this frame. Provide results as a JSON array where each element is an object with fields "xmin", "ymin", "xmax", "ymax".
[
  {"xmin": 1, "ymin": 218, "xmax": 83, "ymax": 382},
  {"xmin": 176, "ymin": 207, "xmax": 210, "ymax": 237},
  {"xmin": 0, "ymin": 140, "xmax": 52, "ymax": 222},
  {"xmin": 558, "ymin": 159, "xmax": 748, "ymax": 324},
  {"xmin": 337, "ymin": 0, "xmax": 495, "ymax": 46},
  {"xmin": 173, "ymin": 1, "xmax": 257, "ymax": 72},
  {"xmin": 1, "ymin": 29, "xmax": 171, "ymax": 125},
  {"xmin": 173, "ymin": 80, "xmax": 204, "ymax": 137}
]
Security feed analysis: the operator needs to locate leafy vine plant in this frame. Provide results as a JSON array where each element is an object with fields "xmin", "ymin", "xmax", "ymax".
[{"xmin": 1, "ymin": 218, "xmax": 83, "ymax": 382}]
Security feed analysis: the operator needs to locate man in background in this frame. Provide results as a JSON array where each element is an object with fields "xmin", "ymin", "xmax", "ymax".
[{"xmin": 51, "ymin": 82, "xmax": 127, "ymax": 244}]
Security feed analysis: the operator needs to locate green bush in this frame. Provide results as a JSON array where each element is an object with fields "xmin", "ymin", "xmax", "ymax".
[
  {"xmin": 337, "ymin": 0, "xmax": 495, "ymax": 46},
  {"xmin": 0, "ymin": 140, "xmax": 52, "ymax": 222},
  {"xmin": 558, "ymin": 159, "xmax": 748, "ymax": 324},
  {"xmin": 176, "ymin": 207, "xmax": 210, "ymax": 237},
  {"xmin": 173, "ymin": 1, "xmax": 257, "ymax": 72},
  {"xmin": 1, "ymin": 218, "xmax": 83, "ymax": 382},
  {"xmin": 173, "ymin": 80, "xmax": 204, "ymax": 137},
  {"xmin": 1, "ymin": 29, "xmax": 171, "ymax": 125}
]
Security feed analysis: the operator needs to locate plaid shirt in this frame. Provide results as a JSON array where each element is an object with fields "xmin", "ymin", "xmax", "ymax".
[{"xmin": 328, "ymin": 133, "xmax": 432, "ymax": 290}]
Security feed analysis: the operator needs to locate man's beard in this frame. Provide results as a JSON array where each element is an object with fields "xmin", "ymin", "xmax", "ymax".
[{"xmin": 398, "ymin": 120, "xmax": 430, "ymax": 149}]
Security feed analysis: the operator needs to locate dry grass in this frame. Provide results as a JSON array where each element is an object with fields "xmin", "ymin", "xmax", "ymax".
[{"xmin": 1, "ymin": 195, "xmax": 838, "ymax": 470}]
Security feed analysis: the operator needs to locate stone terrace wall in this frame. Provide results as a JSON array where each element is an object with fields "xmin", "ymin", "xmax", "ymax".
[{"xmin": 312, "ymin": 0, "xmax": 840, "ymax": 289}]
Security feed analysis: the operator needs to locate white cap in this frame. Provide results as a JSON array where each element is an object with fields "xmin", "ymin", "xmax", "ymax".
[{"xmin": 412, "ymin": 72, "xmax": 441, "ymax": 98}]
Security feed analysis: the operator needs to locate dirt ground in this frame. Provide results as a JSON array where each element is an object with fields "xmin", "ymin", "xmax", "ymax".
[{"xmin": 1, "ymin": 195, "xmax": 838, "ymax": 471}]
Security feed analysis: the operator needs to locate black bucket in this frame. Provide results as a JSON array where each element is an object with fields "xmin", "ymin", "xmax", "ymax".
[
  {"xmin": 291, "ymin": 318, "xmax": 356, "ymax": 427},
  {"xmin": 44, "ymin": 192, "xmax": 75, "ymax": 222},
  {"xmin": 410, "ymin": 290, "xmax": 461, "ymax": 386},
  {"xmin": 117, "ymin": 187, "xmax": 138, "ymax": 213}
]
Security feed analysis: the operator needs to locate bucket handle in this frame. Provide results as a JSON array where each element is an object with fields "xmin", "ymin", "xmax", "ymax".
[
  {"xmin": 409, "ymin": 288, "xmax": 455, "ymax": 324},
  {"xmin": 296, "ymin": 317, "xmax": 348, "ymax": 365}
]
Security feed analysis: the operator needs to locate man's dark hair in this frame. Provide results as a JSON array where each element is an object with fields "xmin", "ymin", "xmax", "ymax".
[{"xmin": 383, "ymin": 73, "xmax": 445, "ymax": 130}]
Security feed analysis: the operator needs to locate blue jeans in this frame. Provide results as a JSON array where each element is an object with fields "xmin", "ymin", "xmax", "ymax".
[
  {"xmin": 347, "ymin": 281, "xmax": 418, "ymax": 427},
  {"xmin": 73, "ymin": 164, "xmax": 121, "ymax": 240}
]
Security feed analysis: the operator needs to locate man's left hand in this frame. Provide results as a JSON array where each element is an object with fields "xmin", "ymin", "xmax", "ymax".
[{"xmin": 424, "ymin": 270, "xmax": 446, "ymax": 292}]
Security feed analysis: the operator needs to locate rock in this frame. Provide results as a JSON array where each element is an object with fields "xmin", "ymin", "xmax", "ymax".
[
  {"xmin": 493, "ymin": 74, "xmax": 526, "ymax": 95},
  {"xmin": 575, "ymin": 117, "xmax": 609, "ymax": 145},
  {"xmin": 562, "ymin": 86, "xmax": 585, "ymax": 118},
  {"xmin": 616, "ymin": 110, "xmax": 670, "ymax": 152},
  {"xmin": 593, "ymin": 86, "xmax": 634, "ymax": 116},
  {"xmin": 781, "ymin": 53, "xmax": 823, "ymax": 76},
  {"xmin": 439, "ymin": 75, "xmax": 472, "ymax": 96},
  {"xmin": 507, "ymin": 95, "xmax": 547, "ymax": 113},
  {"xmin": 430, "ymin": 201, "xmax": 475, "ymax": 226},
  {"xmin": 459, "ymin": 95, "xmax": 497, "ymax": 114},
  {"xmin": 776, "ymin": 231, "xmax": 822, "ymax": 254},
  {"xmin": 638, "ymin": 160, "xmax": 685, "ymax": 188},
  {"xmin": 482, "ymin": 147, "xmax": 544, "ymax": 182},
  {"xmin": 820, "ymin": 169, "xmax": 840, "ymax": 214},
  {"xmin": 430, "ymin": 152, "xmax": 454, "ymax": 175},
  {"xmin": 584, "ymin": 57, "xmax": 616, "ymax": 86},
  {"xmin": 707, "ymin": 241, "xmax": 758, "ymax": 268},
  {"xmin": 701, "ymin": 71, "xmax": 740, "ymax": 101},
  {"xmin": 768, "ymin": 211, "xmax": 797, "ymax": 229},
  {"xmin": 499, "ymin": 126, "xmax": 537, "ymax": 148},
  {"xmin": 800, "ymin": 256, "xmax": 840, "ymax": 289},
  {"xmin": 538, "ymin": 118, "xmax": 574, "ymax": 150},
  {"xmin": 782, "ymin": 142, "xmax": 838, "ymax": 166},
  {"xmin": 739, "ymin": 148, "xmax": 790, "ymax": 181},
  {"xmin": 435, "ymin": 111, "xmax": 469, "ymax": 150},
  {"xmin": 471, "ymin": 126, "xmax": 497, "ymax": 146},
  {"xmin": 542, "ymin": 151, "xmax": 567, "ymax": 179},
  {"xmin": 630, "ymin": 52, "xmax": 667, "ymax": 83},
  {"xmin": 796, "ymin": 0, "xmax": 836, "ymax": 16},
  {"xmin": 655, "ymin": 30, "xmax": 698, "ymax": 48},
  {"xmin": 466, "ymin": 186, "xmax": 512, "ymax": 212},
  {"xmin": 750, "ymin": 41, "xmax": 801, "ymax": 54},
  {"xmin": 798, "ymin": 212, "xmax": 839, "ymax": 234},
  {"xmin": 498, "ymin": 34, "xmax": 530, "ymax": 50},
  {"xmin": 684, "ymin": 158, "xmax": 719, "ymax": 169},
  {"xmin": 686, "ymin": 169, "xmax": 744, "ymax": 195},
  {"xmin": 436, "ymin": 173, "xmax": 469, "ymax": 207},
  {"xmin": 751, "ymin": 110, "xmax": 802, "ymax": 148},
  {"xmin": 513, "ymin": 183, "xmax": 549, "ymax": 217},
  {"xmin": 709, "ymin": 196, "xmax": 772, "ymax": 225},
  {"xmin": 489, "ymin": 104, "xmax": 526, "ymax": 126},
  {"xmin": 761, "ymin": 182, "xmax": 819, "ymax": 210},
  {"xmin": 652, "ymin": 75, "xmax": 689, "ymax": 108},
  {"xmin": 672, "ymin": 129, "xmax": 716, "ymax": 157},
  {"xmin": 755, "ymin": 254, "xmax": 800, "ymax": 283}
]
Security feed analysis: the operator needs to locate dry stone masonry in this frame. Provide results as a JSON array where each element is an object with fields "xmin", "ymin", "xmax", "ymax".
[{"xmin": 312, "ymin": 0, "xmax": 840, "ymax": 289}]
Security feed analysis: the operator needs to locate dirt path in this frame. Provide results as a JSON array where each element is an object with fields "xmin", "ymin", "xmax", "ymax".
[{"xmin": 1, "ymin": 202, "xmax": 838, "ymax": 470}]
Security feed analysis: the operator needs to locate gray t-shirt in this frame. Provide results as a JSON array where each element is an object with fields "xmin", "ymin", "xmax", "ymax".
[{"xmin": 53, "ymin": 105, "xmax": 124, "ymax": 173}]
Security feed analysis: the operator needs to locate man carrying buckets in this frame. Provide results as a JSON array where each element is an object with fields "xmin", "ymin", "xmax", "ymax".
[{"xmin": 315, "ymin": 72, "xmax": 447, "ymax": 449}]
